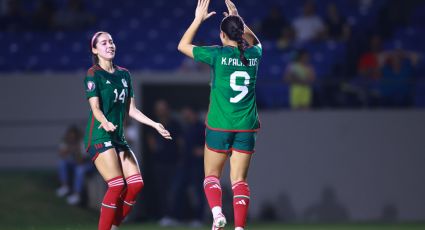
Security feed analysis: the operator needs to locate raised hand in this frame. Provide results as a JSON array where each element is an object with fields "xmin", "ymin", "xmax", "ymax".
[
  {"xmin": 155, "ymin": 123, "xmax": 172, "ymax": 140},
  {"xmin": 195, "ymin": 0, "xmax": 216, "ymax": 22},
  {"xmin": 223, "ymin": 0, "xmax": 239, "ymax": 17}
]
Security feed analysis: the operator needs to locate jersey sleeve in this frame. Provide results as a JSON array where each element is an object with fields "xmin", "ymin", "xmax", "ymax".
[
  {"xmin": 84, "ymin": 72, "xmax": 99, "ymax": 99},
  {"xmin": 253, "ymin": 43, "xmax": 263, "ymax": 58},
  {"xmin": 193, "ymin": 46, "xmax": 221, "ymax": 66}
]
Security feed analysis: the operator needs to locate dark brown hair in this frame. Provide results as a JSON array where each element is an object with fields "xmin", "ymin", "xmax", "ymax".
[
  {"xmin": 220, "ymin": 15, "xmax": 249, "ymax": 66},
  {"xmin": 90, "ymin": 31, "xmax": 105, "ymax": 65}
]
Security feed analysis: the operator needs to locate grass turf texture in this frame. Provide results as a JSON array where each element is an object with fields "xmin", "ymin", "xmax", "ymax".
[{"xmin": 0, "ymin": 171, "xmax": 424, "ymax": 230}]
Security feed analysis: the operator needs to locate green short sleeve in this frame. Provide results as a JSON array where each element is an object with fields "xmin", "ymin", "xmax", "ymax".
[
  {"xmin": 253, "ymin": 43, "xmax": 262, "ymax": 57},
  {"xmin": 84, "ymin": 75, "xmax": 99, "ymax": 99},
  {"xmin": 193, "ymin": 46, "xmax": 221, "ymax": 66}
]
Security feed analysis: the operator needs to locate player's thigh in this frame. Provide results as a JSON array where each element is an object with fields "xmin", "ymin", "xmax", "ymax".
[
  {"xmin": 94, "ymin": 148, "xmax": 123, "ymax": 181},
  {"xmin": 230, "ymin": 132, "xmax": 256, "ymax": 183},
  {"xmin": 204, "ymin": 145, "xmax": 228, "ymax": 178},
  {"xmin": 118, "ymin": 149, "xmax": 141, "ymax": 178}
]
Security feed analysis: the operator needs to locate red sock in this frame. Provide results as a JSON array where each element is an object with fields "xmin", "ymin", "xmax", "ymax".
[
  {"xmin": 99, "ymin": 176, "xmax": 125, "ymax": 230},
  {"xmin": 232, "ymin": 181, "xmax": 250, "ymax": 228},
  {"xmin": 113, "ymin": 174, "xmax": 144, "ymax": 226},
  {"xmin": 203, "ymin": 176, "xmax": 222, "ymax": 209}
]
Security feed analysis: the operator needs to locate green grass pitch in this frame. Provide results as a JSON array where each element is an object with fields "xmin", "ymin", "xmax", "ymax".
[{"xmin": 1, "ymin": 171, "xmax": 424, "ymax": 230}]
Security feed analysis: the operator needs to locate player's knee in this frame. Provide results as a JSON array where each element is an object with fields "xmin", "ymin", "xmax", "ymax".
[
  {"xmin": 125, "ymin": 174, "xmax": 144, "ymax": 195},
  {"xmin": 104, "ymin": 176, "xmax": 125, "ymax": 205},
  {"xmin": 107, "ymin": 177, "xmax": 126, "ymax": 193}
]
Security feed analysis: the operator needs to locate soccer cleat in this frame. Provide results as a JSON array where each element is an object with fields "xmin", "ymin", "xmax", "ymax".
[
  {"xmin": 212, "ymin": 224, "xmax": 223, "ymax": 230},
  {"xmin": 213, "ymin": 213, "xmax": 226, "ymax": 228}
]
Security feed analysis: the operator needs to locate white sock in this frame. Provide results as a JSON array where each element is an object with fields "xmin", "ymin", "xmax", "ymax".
[
  {"xmin": 211, "ymin": 206, "xmax": 222, "ymax": 218},
  {"xmin": 235, "ymin": 227, "xmax": 244, "ymax": 230}
]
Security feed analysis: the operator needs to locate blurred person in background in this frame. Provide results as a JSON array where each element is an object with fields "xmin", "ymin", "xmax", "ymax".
[
  {"xmin": 53, "ymin": 0, "xmax": 96, "ymax": 30},
  {"xmin": 379, "ymin": 48, "xmax": 420, "ymax": 107},
  {"xmin": 344, "ymin": 34, "xmax": 385, "ymax": 106},
  {"xmin": 276, "ymin": 26, "xmax": 295, "ymax": 51},
  {"xmin": 292, "ymin": 0, "xmax": 325, "ymax": 43},
  {"xmin": 324, "ymin": 3, "xmax": 351, "ymax": 41},
  {"xmin": 165, "ymin": 107, "xmax": 206, "ymax": 227},
  {"xmin": 357, "ymin": 34, "xmax": 383, "ymax": 80},
  {"xmin": 145, "ymin": 99, "xmax": 183, "ymax": 226},
  {"xmin": 259, "ymin": 5, "xmax": 288, "ymax": 40},
  {"xmin": 284, "ymin": 50, "xmax": 316, "ymax": 110},
  {"xmin": 178, "ymin": 0, "xmax": 262, "ymax": 229},
  {"xmin": 0, "ymin": 0, "xmax": 27, "ymax": 32},
  {"xmin": 31, "ymin": 0, "xmax": 56, "ymax": 31},
  {"xmin": 56, "ymin": 124, "xmax": 94, "ymax": 205},
  {"xmin": 84, "ymin": 31, "xmax": 171, "ymax": 230}
]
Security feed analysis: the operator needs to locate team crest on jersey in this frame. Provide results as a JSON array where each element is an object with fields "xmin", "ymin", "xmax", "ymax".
[
  {"xmin": 122, "ymin": 79, "xmax": 128, "ymax": 88},
  {"xmin": 86, "ymin": 81, "xmax": 95, "ymax": 92}
]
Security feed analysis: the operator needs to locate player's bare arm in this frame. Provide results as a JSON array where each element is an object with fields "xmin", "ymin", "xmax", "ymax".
[
  {"xmin": 224, "ymin": 0, "xmax": 260, "ymax": 47},
  {"xmin": 177, "ymin": 0, "xmax": 216, "ymax": 58},
  {"xmin": 88, "ymin": 97, "xmax": 117, "ymax": 132},
  {"xmin": 128, "ymin": 98, "xmax": 172, "ymax": 140}
]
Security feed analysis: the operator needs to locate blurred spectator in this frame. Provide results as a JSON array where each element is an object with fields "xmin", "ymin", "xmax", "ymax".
[
  {"xmin": 379, "ymin": 49, "xmax": 419, "ymax": 107},
  {"xmin": 284, "ymin": 50, "xmax": 316, "ymax": 110},
  {"xmin": 259, "ymin": 5, "xmax": 288, "ymax": 40},
  {"xmin": 0, "ymin": 0, "xmax": 27, "ymax": 32},
  {"xmin": 376, "ymin": 1, "xmax": 420, "ymax": 39},
  {"xmin": 324, "ymin": 3, "xmax": 351, "ymax": 41},
  {"xmin": 53, "ymin": 0, "xmax": 95, "ymax": 30},
  {"xmin": 146, "ymin": 100, "xmax": 182, "ymax": 224},
  {"xmin": 292, "ymin": 0, "xmax": 325, "ymax": 43},
  {"xmin": 357, "ymin": 34, "xmax": 383, "ymax": 80},
  {"xmin": 161, "ymin": 107, "xmax": 206, "ymax": 226},
  {"xmin": 304, "ymin": 186, "xmax": 349, "ymax": 222},
  {"xmin": 31, "ymin": 0, "xmax": 56, "ymax": 31},
  {"xmin": 276, "ymin": 26, "xmax": 295, "ymax": 51},
  {"xmin": 125, "ymin": 119, "xmax": 140, "ymax": 158},
  {"xmin": 56, "ymin": 125, "xmax": 94, "ymax": 205}
]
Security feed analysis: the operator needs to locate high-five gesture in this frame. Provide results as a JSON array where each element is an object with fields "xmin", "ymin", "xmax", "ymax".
[
  {"xmin": 224, "ymin": 0, "xmax": 239, "ymax": 17},
  {"xmin": 195, "ymin": 0, "xmax": 216, "ymax": 22}
]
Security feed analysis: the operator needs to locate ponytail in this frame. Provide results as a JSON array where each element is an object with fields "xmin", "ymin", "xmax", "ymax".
[
  {"xmin": 236, "ymin": 36, "xmax": 249, "ymax": 66},
  {"xmin": 221, "ymin": 15, "xmax": 249, "ymax": 66}
]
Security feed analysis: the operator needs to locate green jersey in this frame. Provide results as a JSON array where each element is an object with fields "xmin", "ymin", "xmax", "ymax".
[
  {"xmin": 193, "ymin": 44, "xmax": 262, "ymax": 131},
  {"xmin": 83, "ymin": 65, "xmax": 134, "ymax": 149}
]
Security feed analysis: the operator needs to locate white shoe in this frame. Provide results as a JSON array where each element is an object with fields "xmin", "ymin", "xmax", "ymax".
[
  {"xmin": 212, "ymin": 224, "xmax": 223, "ymax": 230},
  {"xmin": 110, "ymin": 225, "xmax": 119, "ymax": 230},
  {"xmin": 213, "ymin": 213, "xmax": 226, "ymax": 228},
  {"xmin": 56, "ymin": 186, "xmax": 69, "ymax": 197},
  {"xmin": 66, "ymin": 193, "xmax": 81, "ymax": 205}
]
